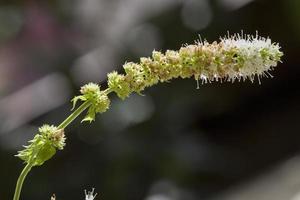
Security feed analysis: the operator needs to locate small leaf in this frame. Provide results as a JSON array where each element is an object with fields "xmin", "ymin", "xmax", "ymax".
[
  {"xmin": 81, "ymin": 116, "xmax": 94, "ymax": 123},
  {"xmin": 81, "ymin": 107, "xmax": 96, "ymax": 123},
  {"xmin": 71, "ymin": 95, "xmax": 86, "ymax": 110}
]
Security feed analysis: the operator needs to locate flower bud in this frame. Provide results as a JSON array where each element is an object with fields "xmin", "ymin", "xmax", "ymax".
[
  {"xmin": 72, "ymin": 83, "xmax": 110, "ymax": 122},
  {"xmin": 107, "ymin": 71, "xmax": 131, "ymax": 100},
  {"xmin": 16, "ymin": 125, "xmax": 65, "ymax": 166}
]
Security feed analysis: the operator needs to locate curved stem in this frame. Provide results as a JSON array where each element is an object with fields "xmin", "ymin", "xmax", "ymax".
[
  {"xmin": 13, "ymin": 89, "xmax": 108, "ymax": 200},
  {"xmin": 13, "ymin": 163, "xmax": 33, "ymax": 200},
  {"xmin": 12, "ymin": 101, "xmax": 91, "ymax": 200},
  {"xmin": 58, "ymin": 101, "xmax": 91, "ymax": 129},
  {"xmin": 58, "ymin": 88, "xmax": 111, "ymax": 130}
]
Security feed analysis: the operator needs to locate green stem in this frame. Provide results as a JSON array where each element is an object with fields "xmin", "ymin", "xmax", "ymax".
[
  {"xmin": 104, "ymin": 88, "xmax": 112, "ymax": 95},
  {"xmin": 13, "ymin": 163, "xmax": 33, "ymax": 200},
  {"xmin": 13, "ymin": 100, "xmax": 92, "ymax": 200},
  {"xmin": 57, "ymin": 88, "xmax": 111, "ymax": 130},
  {"xmin": 58, "ymin": 101, "xmax": 91, "ymax": 129},
  {"xmin": 13, "ymin": 86, "xmax": 109, "ymax": 200}
]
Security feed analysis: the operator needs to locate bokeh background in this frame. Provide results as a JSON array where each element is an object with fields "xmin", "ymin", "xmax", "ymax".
[{"xmin": 0, "ymin": 0, "xmax": 299, "ymax": 199}]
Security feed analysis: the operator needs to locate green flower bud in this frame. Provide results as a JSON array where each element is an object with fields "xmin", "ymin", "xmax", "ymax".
[
  {"xmin": 140, "ymin": 57, "xmax": 159, "ymax": 86},
  {"xmin": 72, "ymin": 83, "xmax": 110, "ymax": 122},
  {"xmin": 123, "ymin": 62, "xmax": 147, "ymax": 93},
  {"xmin": 16, "ymin": 125, "xmax": 65, "ymax": 166},
  {"xmin": 107, "ymin": 71, "xmax": 131, "ymax": 100}
]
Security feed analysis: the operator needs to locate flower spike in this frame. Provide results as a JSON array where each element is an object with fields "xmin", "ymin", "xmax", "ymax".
[{"xmin": 107, "ymin": 32, "xmax": 283, "ymax": 99}]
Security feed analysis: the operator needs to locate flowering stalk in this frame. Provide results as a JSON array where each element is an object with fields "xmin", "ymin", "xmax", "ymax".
[{"xmin": 13, "ymin": 33, "xmax": 283, "ymax": 200}]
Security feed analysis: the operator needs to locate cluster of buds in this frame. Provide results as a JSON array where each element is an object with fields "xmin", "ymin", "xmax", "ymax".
[
  {"xmin": 16, "ymin": 125, "xmax": 65, "ymax": 166},
  {"xmin": 72, "ymin": 83, "xmax": 110, "ymax": 122}
]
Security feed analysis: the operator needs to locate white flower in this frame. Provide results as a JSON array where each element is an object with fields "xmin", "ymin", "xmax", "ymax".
[
  {"xmin": 85, "ymin": 188, "xmax": 97, "ymax": 200},
  {"xmin": 221, "ymin": 31, "xmax": 283, "ymax": 83}
]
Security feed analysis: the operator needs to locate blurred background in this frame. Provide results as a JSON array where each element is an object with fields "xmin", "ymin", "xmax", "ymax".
[{"xmin": 0, "ymin": 0, "xmax": 299, "ymax": 199}]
